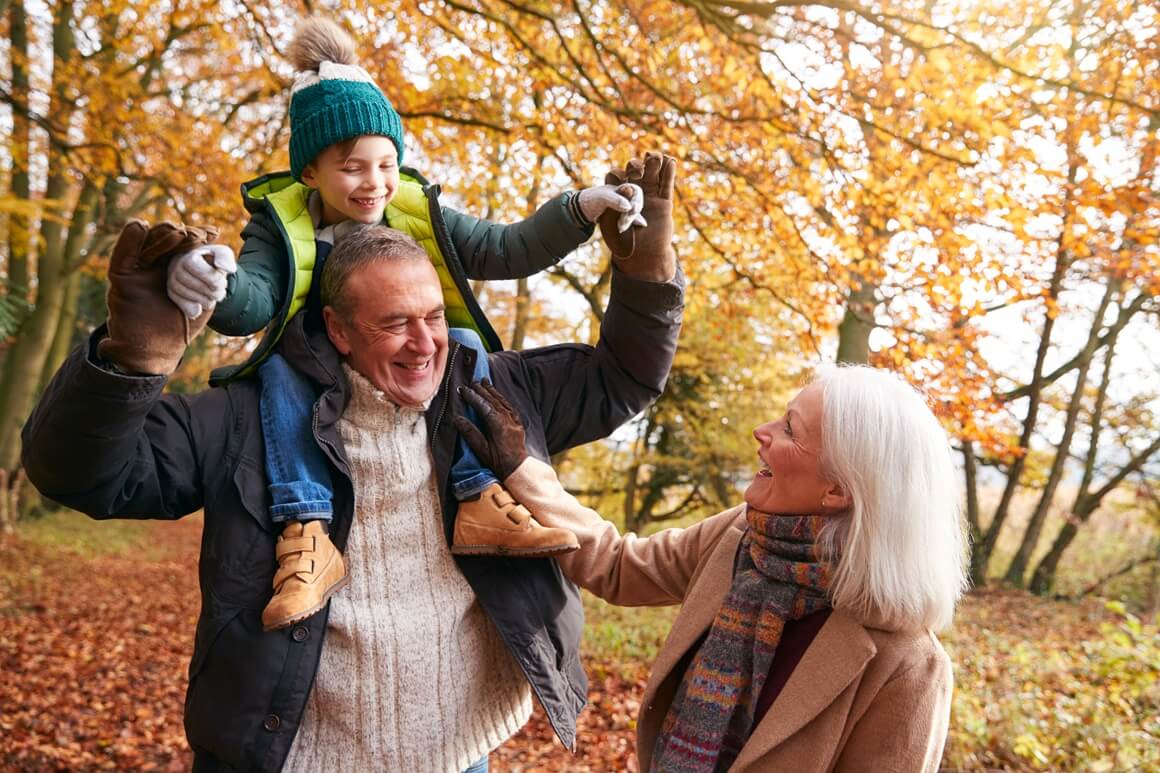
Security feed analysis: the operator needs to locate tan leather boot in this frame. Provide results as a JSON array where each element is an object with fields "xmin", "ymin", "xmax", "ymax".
[
  {"xmin": 262, "ymin": 520, "xmax": 349, "ymax": 632},
  {"xmin": 451, "ymin": 483, "xmax": 579, "ymax": 558}
]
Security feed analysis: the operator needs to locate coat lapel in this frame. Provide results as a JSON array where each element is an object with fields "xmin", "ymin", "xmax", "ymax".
[
  {"xmin": 638, "ymin": 523, "xmax": 879, "ymax": 772},
  {"xmin": 638, "ymin": 524, "xmax": 744, "ymax": 761},
  {"xmin": 730, "ymin": 611, "xmax": 876, "ymax": 769},
  {"xmin": 644, "ymin": 526, "xmax": 743, "ymax": 700}
]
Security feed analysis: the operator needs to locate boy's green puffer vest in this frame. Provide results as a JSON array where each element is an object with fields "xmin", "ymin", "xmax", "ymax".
[{"xmin": 209, "ymin": 169, "xmax": 502, "ymax": 386}]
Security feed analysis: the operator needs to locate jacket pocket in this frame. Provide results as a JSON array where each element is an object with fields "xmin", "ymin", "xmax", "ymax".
[
  {"xmin": 185, "ymin": 604, "xmax": 289, "ymax": 769},
  {"xmin": 189, "ymin": 605, "xmax": 244, "ymax": 682},
  {"xmin": 199, "ymin": 458, "xmax": 277, "ymax": 609},
  {"xmin": 233, "ymin": 458, "xmax": 274, "ymax": 533}
]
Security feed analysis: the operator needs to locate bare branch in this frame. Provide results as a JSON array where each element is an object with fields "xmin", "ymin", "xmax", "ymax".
[
  {"xmin": 1001, "ymin": 291, "xmax": 1153, "ymax": 402},
  {"xmin": 1068, "ymin": 550, "xmax": 1160, "ymax": 599}
]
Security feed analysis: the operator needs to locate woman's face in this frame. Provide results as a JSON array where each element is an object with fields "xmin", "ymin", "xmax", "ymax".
[{"xmin": 745, "ymin": 382, "xmax": 845, "ymax": 515}]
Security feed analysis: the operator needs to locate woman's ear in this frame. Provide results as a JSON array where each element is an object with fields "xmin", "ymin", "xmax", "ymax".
[{"xmin": 821, "ymin": 482, "xmax": 852, "ymax": 514}]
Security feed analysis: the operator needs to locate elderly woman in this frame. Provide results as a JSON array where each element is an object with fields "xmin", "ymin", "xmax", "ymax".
[{"xmin": 456, "ymin": 364, "xmax": 967, "ymax": 772}]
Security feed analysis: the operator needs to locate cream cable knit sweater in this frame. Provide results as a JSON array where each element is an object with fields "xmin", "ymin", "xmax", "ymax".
[{"xmin": 283, "ymin": 366, "xmax": 532, "ymax": 772}]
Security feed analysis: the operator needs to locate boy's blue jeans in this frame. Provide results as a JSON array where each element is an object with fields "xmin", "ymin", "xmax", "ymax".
[
  {"xmin": 446, "ymin": 328, "xmax": 501, "ymax": 500},
  {"xmin": 259, "ymin": 353, "xmax": 334, "ymax": 523},
  {"xmin": 258, "ymin": 329, "xmax": 498, "ymax": 524}
]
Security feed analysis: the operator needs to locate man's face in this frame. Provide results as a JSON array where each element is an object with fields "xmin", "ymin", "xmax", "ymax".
[
  {"xmin": 301, "ymin": 136, "xmax": 400, "ymax": 226},
  {"xmin": 323, "ymin": 260, "xmax": 449, "ymax": 408}
]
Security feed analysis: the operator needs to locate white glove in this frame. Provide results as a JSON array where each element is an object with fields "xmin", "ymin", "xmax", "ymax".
[
  {"xmin": 166, "ymin": 244, "xmax": 238, "ymax": 319},
  {"xmin": 578, "ymin": 183, "xmax": 646, "ymax": 233}
]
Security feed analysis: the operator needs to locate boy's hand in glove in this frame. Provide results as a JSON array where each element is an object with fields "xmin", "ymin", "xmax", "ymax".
[
  {"xmin": 167, "ymin": 244, "xmax": 238, "ymax": 319},
  {"xmin": 577, "ymin": 183, "xmax": 645, "ymax": 234}
]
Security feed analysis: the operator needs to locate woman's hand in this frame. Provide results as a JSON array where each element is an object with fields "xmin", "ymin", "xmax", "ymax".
[{"xmin": 453, "ymin": 380, "xmax": 530, "ymax": 480}]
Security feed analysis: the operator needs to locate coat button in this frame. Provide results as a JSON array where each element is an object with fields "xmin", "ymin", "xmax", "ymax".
[
  {"xmin": 291, "ymin": 626, "xmax": 309, "ymax": 642},
  {"xmin": 263, "ymin": 714, "xmax": 281, "ymax": 731}
]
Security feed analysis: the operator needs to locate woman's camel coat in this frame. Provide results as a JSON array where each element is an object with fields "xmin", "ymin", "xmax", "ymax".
[{"xmin": 507, "ymin": 458, "xmax": 953, "ymax": 773}]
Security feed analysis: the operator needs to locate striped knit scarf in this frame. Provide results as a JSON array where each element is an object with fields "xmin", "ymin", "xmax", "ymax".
[{"xmin": 651, "ymin": 509, "xmax": 834, "ymax": 772}]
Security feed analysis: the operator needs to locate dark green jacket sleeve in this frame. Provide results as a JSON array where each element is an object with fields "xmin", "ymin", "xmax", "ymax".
[
  {"xmin": 208, "ymin": 210, "xmax": 288, "ymax": 336},
  {"xmin": 442, "ymin": 191, "xmax": 595, "ymax": 280}
]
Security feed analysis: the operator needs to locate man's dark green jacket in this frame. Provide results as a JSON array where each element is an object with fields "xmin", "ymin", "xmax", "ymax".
[{"xmin": 22, "ymin": 261, "xmax": 685, "ymax": 771}]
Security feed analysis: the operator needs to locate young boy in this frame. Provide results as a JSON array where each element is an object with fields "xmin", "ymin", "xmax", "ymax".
[{"xmin": 167, "ymin": 19, "xmax": 644, "ymax": 632}]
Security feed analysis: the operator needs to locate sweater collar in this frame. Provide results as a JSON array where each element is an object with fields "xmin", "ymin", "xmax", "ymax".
[{"xmin": 341, "ymin": 363, "xmax": 431, "ymax": 421}]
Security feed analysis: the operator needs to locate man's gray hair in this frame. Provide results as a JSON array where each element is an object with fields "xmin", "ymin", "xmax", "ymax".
[
  {"xmin": 814, "ymin": 364, "xmax": 969, "ymax": 632},
  {"xmin": 320, "ymin": 225, "xmax": 429, "ymax": 319}
]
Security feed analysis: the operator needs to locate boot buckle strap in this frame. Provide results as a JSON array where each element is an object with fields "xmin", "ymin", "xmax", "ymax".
[
  {"xmin": 273, "ymin": 558, "xmax": 316, "ymax": 588},
  {"xmin": 276, "ymin": 535, "xmax": 316, "ymax": 558}
]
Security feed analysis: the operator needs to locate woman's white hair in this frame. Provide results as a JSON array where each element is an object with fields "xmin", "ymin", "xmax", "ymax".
[{"xmin": 814, "ymin": 364, "xmax": 968, "ymax": 632}]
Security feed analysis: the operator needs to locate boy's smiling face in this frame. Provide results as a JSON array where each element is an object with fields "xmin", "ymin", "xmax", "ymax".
[{"xmin": 301, "ymin": 135, "xmax": 400, "ymax": 226}]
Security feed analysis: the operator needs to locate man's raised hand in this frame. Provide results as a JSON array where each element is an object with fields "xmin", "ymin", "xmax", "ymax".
[
  {"xmin": 98, "ymin": 220, "xmax": 219, "ymax": 375},
  {"xmin": 598, "ymin": 151, "xmax": 677, "ymax": 283}
]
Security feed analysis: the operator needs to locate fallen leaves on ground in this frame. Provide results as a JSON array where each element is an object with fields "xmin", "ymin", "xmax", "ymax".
[
  {"xmin": 492, "ymin": 665, "xmax": 647, "ymax": 772},
  {"xmin": 2, "ymin": 517, "xmax": 1146, "ymax": 772},
  {"xmin": 0, "ymin": 517, "xmax": 647, "ymax": 772},
  {"xmin": 0, "ymin": 518, "xmax": 201, "ymax": 771}
]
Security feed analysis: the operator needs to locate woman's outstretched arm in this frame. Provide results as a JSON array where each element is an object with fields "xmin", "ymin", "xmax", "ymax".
[
  {"xmin": 507, "ymin": 457, "xmax": 742, "ymax": 606},
  {"xmin": 456, "ymin": 379, "xmax": 739, "ymax": 606}
]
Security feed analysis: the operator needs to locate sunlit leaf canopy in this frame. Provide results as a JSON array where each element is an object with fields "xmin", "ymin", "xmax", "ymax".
[{"xmin": 1, "ymin": 1, "xmax": 1157, "ymax": 537}]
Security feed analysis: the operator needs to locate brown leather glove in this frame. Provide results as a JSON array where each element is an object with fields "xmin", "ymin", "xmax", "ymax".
[
  {"xmin": 597, "ymin": 151, "xmax": 678, "ymax": 282},
  {"xmin": 98, "ymin": 220, "xmax": 219, "ymax": 375},
  {"xmin": 453, "ymin": 380, "xmax": 530, "ymax": 481}
]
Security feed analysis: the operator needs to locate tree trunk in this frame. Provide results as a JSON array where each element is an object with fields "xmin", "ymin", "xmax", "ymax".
[
  {"xmin": 977, "ymin": 124, "xmax": 1078, "ymax": 581},
  {"xmin": 1003, "ymin": 280, "xmax": 1116, "ymax": 585},
  {"xmin": 509, "ymin": 277, "xmax": 530, "ymax": 351},
  {"xmin": 0, "ymin": 177, "xmax": 97, "ymax": 472},
  {"xmin": 836, "ymin": 276, "xmax": 875, "ymax": 364},
  {"xmin": 1025, "ymin": 132, "xmax": 1160, "ymax": 593},
  {"xmin": 39, "ymin": 272, "xmax": 83, "ymax": 387},
  {"xmin": 977, "ymin": 307, "xmax": 1057, "ymax": 580},
  {"xmin": 2, "ymin": 0, "xmax": 33, "ymax": 383},
  {"xmin": 508, "ymin": 145, "xmax": 542, "ymax": 352},
  {"xmin": 0, "ymin": 288, "xmax": 69, "ymax": 470},
  {"xmin": 0, "ymin": 469, "xmax": 12, "ymax": 535},
  {"xmin": 0, "ymin": 468, "xmax": 26, "ymax": 536},
  {"xmin": 0, "ymin": 0, "xmax": 82, "ymax": 473},
  {"xmin": 623, "ymin": 461, "xmax": 642, "ymax": 533},
  {"xmin": 1029, "ymin": 433, "xmax": 1160, "ymax": 594},
  {"xmin": 6, "ymin": 0, "xmax": 32, "ymax": 306},
  {"xmin": 1029, "ymin": 325, "xmax": 1116, "ymax": 595},
  {"xmin": 961, "ymin": 441, "xmax": 986, "ymax": 586},
  {"xmin": 1028, "ymin": 510, "xmax": 1085, "ymax": 596}
]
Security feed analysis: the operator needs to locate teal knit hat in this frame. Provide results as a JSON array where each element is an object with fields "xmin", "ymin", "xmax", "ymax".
[{"xmin": 289, "ymin": 61, "xmax": 405, "ymax": 181}]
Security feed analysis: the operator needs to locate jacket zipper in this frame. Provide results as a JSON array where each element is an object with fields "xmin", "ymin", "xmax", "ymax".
[{"xmin": 431, "ymin": 343, "xmax": 459, "ymax": 441}]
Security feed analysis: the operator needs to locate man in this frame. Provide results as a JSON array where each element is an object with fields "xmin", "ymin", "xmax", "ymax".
[{"xmin": 21, "ymin": 153, "xmax": 681, "ymax": 772}]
